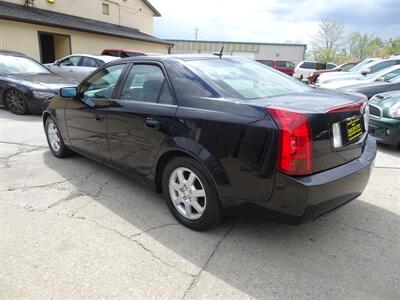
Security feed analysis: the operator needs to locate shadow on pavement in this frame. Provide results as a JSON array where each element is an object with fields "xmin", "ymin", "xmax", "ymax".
[{"xmin": 42, "ymin": 149, "xmax": 400, "ymax": 298}]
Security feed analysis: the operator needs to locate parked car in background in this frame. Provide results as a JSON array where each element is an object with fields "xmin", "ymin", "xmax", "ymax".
[
  {"xmin": 368, "ymin": 91, "xmax": 400, "ymax": 147},
  {"xmin": 307, "ymin": 61, "xmax": 359, "ymax": 84},
  {"xmin": 0, "ymin": 51, "xmax": 77, "ymax": 115},
  {"xmin": 45, "ymin": 54, "xmax": 117, "ymax": 82},
  {"xmin": 256, "ymin": 60, "xmax": 295, "ymax": 76},
  {"xmin": 293, "ymin": 61, "xmax": 336, "ymax": 81},
  {"xmin": 320, "ymin": 64, "xmax": 400, "ymax": 90},
  {"xmin": 317, "ymin": 57, "xmax": 400, "ymax": 86},
  {"xmin": 340, "ymin": 74, "xmax": 400, "ymax": 99},
  {"xmin": 101, "ymin": 48, "xmax": 162, "ymax": 58},
  {"xmin": 43, "ymin": 55, "xmax": 375, "ymax": 230}
]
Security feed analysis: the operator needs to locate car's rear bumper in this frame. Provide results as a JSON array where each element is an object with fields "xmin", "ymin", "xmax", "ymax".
[
  {"xmin": 264, "ymin": 135, "xmax": 377, "ymax": 219},
  {"xmin": 369, "ymin": 117, "xmax": 400, "ymax": 146}
]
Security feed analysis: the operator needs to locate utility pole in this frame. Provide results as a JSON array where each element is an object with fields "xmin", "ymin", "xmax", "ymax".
[{"xmin": 195, "ymin": 28, "xmax": 199, "ymax": 41}]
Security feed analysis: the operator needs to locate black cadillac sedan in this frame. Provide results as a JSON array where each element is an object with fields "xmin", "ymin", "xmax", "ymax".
[
  {"xmin": 43, "ymin": 55, "xmax": 377, "ymax": 230},
  {"xmin": 0, "ymin": 51, "xmax": 77, "ymax": 115}
]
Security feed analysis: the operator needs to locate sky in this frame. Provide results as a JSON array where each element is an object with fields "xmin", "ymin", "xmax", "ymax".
[{"xmin": 150, "ymin": 0, "xmax": 400, "ymax": 44}]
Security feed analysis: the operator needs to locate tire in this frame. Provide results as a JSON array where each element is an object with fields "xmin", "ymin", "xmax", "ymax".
[
  {"xmin": 4, "ymin": 89, "xmax": 28, "ymax": 115},
  {"xmin": 45, "ymin": 117, "xmax": 74, "ymax": 158},
  {"xmin": 162, "ymin": 156, "xmax": 222, "ymax": 231}
]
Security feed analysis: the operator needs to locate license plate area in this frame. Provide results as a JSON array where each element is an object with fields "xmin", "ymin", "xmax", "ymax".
[{"xmin": 332, "ymin": 115, "xmax": 365, "ymax": 148}]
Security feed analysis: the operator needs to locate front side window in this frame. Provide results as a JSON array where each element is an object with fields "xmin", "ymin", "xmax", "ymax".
[
  {"xmin": 120, "ymin": 64, "xmax": 173, "ymax": 104},
  {"xmin": 187, "ymin": 58, "xmax": 310, "ymax": 100},
  {"xmin": 81, "ymin": 64, "xmax": 125, "ymax": 99},
  {"xmin": 60, "ymin": 56, "xmax": 81, "ymax": 66},
  {"xmin": 0, "ymin": 55, "xmax": 49, "ymax": 74},
  {"xmin": 370, "ymin": 61, "xmax": 397, "ymax": 73}
]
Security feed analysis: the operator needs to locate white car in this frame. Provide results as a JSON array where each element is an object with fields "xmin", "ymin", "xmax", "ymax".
[
  {"xmin": 317, "ymin": 57, "xmax": 400, "ymax": 86},
  {"xmin": 320, "ymin": 65, "xmax": 400, "ymax": 90},
  {"xmin": 293, "ymin": 61, "xmax": 336, "ymax": 81},
  {"xmin": 45, "ymin": 54, "xmax": 117, "ymax": 82}
]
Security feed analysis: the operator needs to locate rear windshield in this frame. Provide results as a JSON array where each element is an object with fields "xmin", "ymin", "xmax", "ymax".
[{"xmin": 186, "ymin": 58, "xmax": 310, "ymax": 99}]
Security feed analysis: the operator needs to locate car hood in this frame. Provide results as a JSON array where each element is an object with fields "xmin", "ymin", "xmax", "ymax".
[
  {"xmin": 318, "ymin": 72, "xmax": 363, "ymax": 83},
  {"xmin": 5, "ymin": 73, "xmax": 78, "ymax": 92},
  {"xmin": 339, "ymin": 81, "xmax": 389, "ymax": 91},
  {"xmin": 320, "ymin": 78, "xmax": 370, "ymax": 89}
]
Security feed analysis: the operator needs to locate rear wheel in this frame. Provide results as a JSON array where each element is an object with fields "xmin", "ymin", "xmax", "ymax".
[
  {"xmin": 5, "ymin": 89, "xmax": 28, "ymax": 115},
  {"xmin": 45, "ymin": 117, "xmax": 74, "ymax": 158},
  {"xmin": 162, "ymin": 156, "xmax": 222, "ymax": 230}
]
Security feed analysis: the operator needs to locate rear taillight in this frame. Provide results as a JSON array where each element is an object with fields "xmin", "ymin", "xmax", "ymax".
[{"xmin": 266, "ymin": 107, "xmax": 312, "ymax": 176}]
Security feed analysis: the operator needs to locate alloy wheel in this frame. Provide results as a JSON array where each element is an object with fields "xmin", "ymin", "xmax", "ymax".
[
  {"xmin": 168, "ymin": 167, "xmax": 207, "ymax": 220},
  {"xmin": 6, "ymin": 90, "xmax": 26, "ymax": 114},
  {"xmin": 47, "ymin": 122, "xmax": 61, "ymax": 152}
]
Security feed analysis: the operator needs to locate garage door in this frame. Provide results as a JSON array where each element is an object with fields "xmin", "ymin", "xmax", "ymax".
[{"xmin": 231, "ymin": 51, "xmax": 256, "ymax": 60}]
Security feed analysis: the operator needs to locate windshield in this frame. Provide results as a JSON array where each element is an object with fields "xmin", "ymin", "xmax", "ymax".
[
  {"xmin": 186, "ymin": 58, "xmax": 310, "ymax": 99},
  {"xmin": 0, "ymin": 55, "xmax": 49, "ymax": 75}
]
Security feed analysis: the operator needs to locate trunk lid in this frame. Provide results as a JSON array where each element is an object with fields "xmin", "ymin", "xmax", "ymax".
[{"xmin": 252, "ymin": 90, "xmax": 368, "ymax": 174}]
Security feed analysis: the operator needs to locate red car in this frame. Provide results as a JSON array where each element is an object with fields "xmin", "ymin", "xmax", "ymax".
[
  {"xmin": 257, "ymin": 60, "xmax": 295, "ymax": 76},
  {"xmin": 101, "ymin": 48, "xmax": 162, "ymax": 58},
  {"xmin": 307, "ymin": 61, "xmax": 359, "ymax": 84}
]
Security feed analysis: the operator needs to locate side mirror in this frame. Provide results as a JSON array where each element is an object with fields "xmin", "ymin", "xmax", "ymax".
[
  {"xmin": 375, "ymin": 77, "xmax": 385, "ymax": 82},
  {"xmin": 59, "ymin": 87, "xmax": 78, "ymax": 98},
  {"xmin": 361, "ymin": 68, "xmax": 371, "ymax": 76}
]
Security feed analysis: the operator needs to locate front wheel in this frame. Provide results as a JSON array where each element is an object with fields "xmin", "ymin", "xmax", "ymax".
[
  {"xmin": 162, "ymin": 156, "xmax": 222, "ymax": 230},
  {"xmin": 45, "ymin": 117, "xmax": 74, "ymax": 158},
  {"xmin": 4, "ymin": 89, "xmax": 28, "ymax": 115}
]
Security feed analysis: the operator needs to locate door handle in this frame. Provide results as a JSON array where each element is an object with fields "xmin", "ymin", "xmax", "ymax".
[{"xmin": 144, "ymin": 118, "xmax": 160, "ymax": 129}]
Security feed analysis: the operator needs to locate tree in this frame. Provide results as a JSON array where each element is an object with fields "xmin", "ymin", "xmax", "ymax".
[
  {"xmin": 310, "ymin": 19, "xmax": 345, "ymax": 62},
  {"xmin": 379, "ymin": 38, "xmax": 400, "ymax": 56},
  {"xmin": 348, "ymin": 32, "xmax": 383, "ymax": 60}
]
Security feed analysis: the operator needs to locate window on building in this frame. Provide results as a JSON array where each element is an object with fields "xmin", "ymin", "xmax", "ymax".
[{"xmin": 102, "ymin": 3, "xmax": 110, "ymax": 15}]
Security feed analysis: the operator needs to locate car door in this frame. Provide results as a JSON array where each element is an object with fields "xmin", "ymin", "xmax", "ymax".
[
  {"xmin": 77, "ymin": 57, "xmax": 104, "ymax": 82},
  {"xmin": 65, "ymin": 63, "xmax": 127, "ymax": 161},
  {"xmin": 50, "ymin": 56, "xmax": 82, "ymax": 80},
  {"xmin": 107, "ymin": 62, "xmax": 178, "ymax": 176}
]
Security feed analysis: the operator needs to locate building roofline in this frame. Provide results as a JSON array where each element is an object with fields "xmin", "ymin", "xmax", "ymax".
[
  {"xmin": 143, "ymin": 0, "xmax": 161, "ymax": 17},
  {"xmin": 0, "ymin": 1, "xmax": 173, "ymax": 45},
  {"xmin": 168, "ymin": 39, "xmax": 307, "ymax": 47}
]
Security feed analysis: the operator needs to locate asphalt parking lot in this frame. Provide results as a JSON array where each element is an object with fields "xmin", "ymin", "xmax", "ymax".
[{"xmin": 0, "ymin": 109, "xmax": 399, "ymax": 299}]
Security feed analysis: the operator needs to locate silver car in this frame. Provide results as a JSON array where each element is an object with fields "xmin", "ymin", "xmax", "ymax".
[{"xmin": 45, "ymin": 54, "xmax": 117, "ymax": 82}]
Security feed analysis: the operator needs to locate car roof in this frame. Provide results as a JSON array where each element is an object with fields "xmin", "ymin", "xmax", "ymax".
[{"xmin": 0, "ymin": 50, "xmax": 29, "ymax": 57}]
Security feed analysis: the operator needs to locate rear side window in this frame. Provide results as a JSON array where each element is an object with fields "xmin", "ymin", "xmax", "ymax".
[
  {"xmin": 275, "ymin": 61, "xmax": 286, "ymax": 67},
  {"xmin": 120, "ymin": 64, "xmax": 173, "ymax": 104},
  {"xmin": 300, "ymin": 62, "xmax": 317, "ymax": 69},
  {"xmin": 341, "ymin": 63, "xmax": 354, "ymax": 71},
  {"xmin": 102, "ymin": 50, "xmax": 120, "ymax": 57},
  {"xmin": 258, "ymin": 60, "xmax": 274, "ymax": 67},
  {"xmin": 285, "ymin": 61, "xmax": 295, "ymax": 68}
]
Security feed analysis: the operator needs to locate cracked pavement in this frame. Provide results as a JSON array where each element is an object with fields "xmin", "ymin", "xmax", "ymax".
[{"xmin": 1, "ymin": 109, "xmax": 399, "ymax": 299}]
